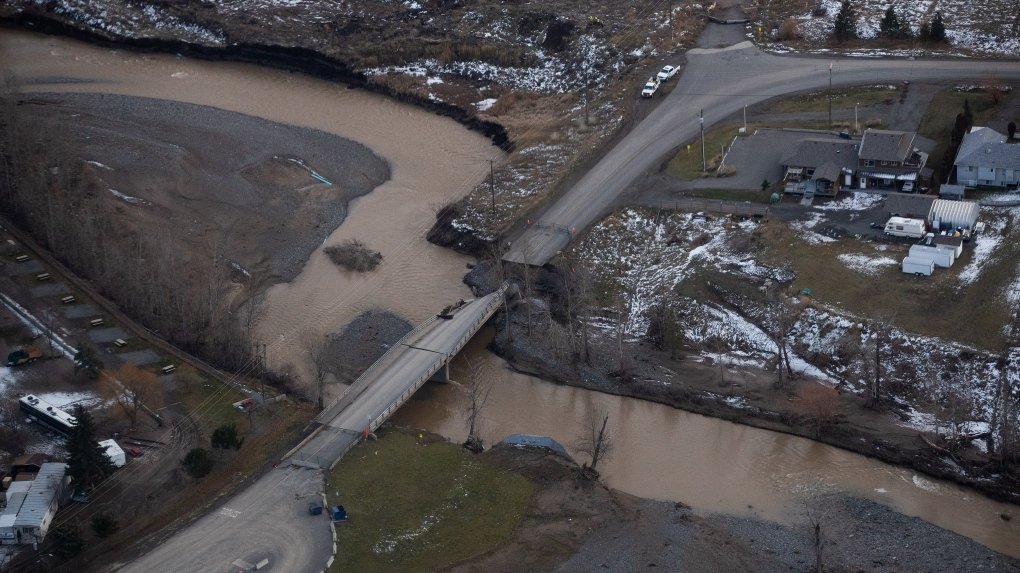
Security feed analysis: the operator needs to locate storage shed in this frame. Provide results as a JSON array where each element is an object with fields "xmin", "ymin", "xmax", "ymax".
[
  {"xmin": 938, "ymin": 184, "xmax": 966, "ymax": 200},
  {"xmin": 929, "ymin": 199, "xmax": 979, "ymax": 231},
  {"xmin": 99, "ymin": 439, "xmax": 126, "ymax": 468}
]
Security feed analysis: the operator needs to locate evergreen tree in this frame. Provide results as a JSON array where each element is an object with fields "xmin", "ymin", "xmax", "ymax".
[
  {"xmin": 832, "ymin": 0, "xmax": 858, "ymax": 42},
  {"xmin": 73, "ymin": 344, "xmax": 104, "ymax": 379},
  {"xmin": 50, "ymin": 523, "xmax": 85, "ymax": 558},
  {"xmin": 1008, "ymin": 121, "xmax": 1017, "ymax": 140},
  {"xmin": 64, "ymin": 405, "xmax": 115, "ymax": 491},
  {"xmin": 930, "ymin": 12, "xmax": 947, "ymax": 43},
  {"xmin": 918, "ymin": 20, "xmax": 932, "ymax": 42},
  {"xmin": 879, "ymin": 5, "xmax": 902, "ymax": 38}
]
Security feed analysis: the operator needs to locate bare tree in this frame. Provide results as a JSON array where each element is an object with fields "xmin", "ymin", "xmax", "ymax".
[
  {"xmin": 103, "ymin": 364, "xmax": 163, "ymax": 427},
  {"xmin": 462, "ymin": 357, "xmax": 493, "ymax": 452},
  {"xmin": 304, "ymin": 331, "xmax": 331, "ymax": 411},
  {"xmin": 798, "ymin": 380, "xmax": 840, "ymax": 438},
  {"xmin": 766, "ymin": 284, "xmax": 798, "ymax": 390},
  {"xmin": 575, "ymin": 405, "xmax": 614, "ymax": 476}
]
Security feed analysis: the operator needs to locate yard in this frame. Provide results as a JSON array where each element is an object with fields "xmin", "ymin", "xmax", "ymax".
[
  {"xmin": 327, "ymin": 430, "xmax": 533, "ymax": 573},
  {"xmin": 917, "ymin": 87, "xmax": 1015, "ymax": 182}
]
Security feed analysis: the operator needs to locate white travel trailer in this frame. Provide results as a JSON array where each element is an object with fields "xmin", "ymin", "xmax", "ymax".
[
  {"xmin": 902, "ymin": 256, "xmax": 935, "ymax": 276},
  {"xmin": 885, "ymin": 217, "xmax": 926, "ymax": 238}
]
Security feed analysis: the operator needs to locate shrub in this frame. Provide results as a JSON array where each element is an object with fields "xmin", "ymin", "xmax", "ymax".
[
  {"xmin": 91, "ymin": 513, "xmax": 119, "ymax": 539},
  {"xmin": 211, "ymin": 423, "xmax": 244, "ymax": 450},
  {"xmin": 324, "ymin": 240, "xmax": 382, "ymax": 272},
  {"xmin": 183, "ymin": 448, "xmax": 214, "ymax": 478},
  {"xmin": 50, "ymin": 523, "xmax": 85, "ymax": 558},
  {"xmin": 779, "ymin": 18, "xmax": 801, "ymax": 41}
]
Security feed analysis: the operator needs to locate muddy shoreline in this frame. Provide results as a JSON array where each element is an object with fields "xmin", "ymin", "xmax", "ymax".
[{"xmin": 0, "ymin": 13, "xmax": 511, "ymax": 151}]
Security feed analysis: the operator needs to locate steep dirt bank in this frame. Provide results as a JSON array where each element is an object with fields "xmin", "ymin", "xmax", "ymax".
[{"xmin": 0, "ymin": 13, "xmax": 511, "ymax": 150}]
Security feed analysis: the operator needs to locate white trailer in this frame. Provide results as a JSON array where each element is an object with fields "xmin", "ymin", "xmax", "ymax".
[
  {"xmin": 885, "ymin": 217, "xmax": 926, "ymax": 238},
  {"xmin": 99, "ymin": 439, "xmax": 126, "ymax": 468},
  {"xmin": 909, "ymin": 244, "xmax": 954, "ymax": 268},
  {"xmin": 902, "ymin": 256, "xmax": 935, "ymax": 276}
]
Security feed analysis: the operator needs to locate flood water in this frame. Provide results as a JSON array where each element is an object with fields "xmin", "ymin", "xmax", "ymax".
[
  {"xmin": 2, "ymin": 29, "xmax": 1018, "ymax": 560},
  {"xmin": 394, "ymin": 331, "xmax": 1020, "ymax": 558},
  {"xmin": 0, "ymin": 29, "xmax": 497, "ymax": 383}
]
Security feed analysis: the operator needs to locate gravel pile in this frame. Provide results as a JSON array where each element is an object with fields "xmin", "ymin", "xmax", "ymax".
[{"xmin": 323, "ymin": 309, "xmax": 412, "ymax": 384}]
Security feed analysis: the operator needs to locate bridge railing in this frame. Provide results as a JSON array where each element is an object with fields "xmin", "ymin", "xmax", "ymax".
[
  {"xmin": 365, "ymin": 282, "xmax": 509, "ymax": 437},
  {"xmin": 315, "ymin": 313, "xmax": 440, "ymax": 425},
  {"xmin": 315, "ymin": 282, "xmax": 509, "ymax": 426}
]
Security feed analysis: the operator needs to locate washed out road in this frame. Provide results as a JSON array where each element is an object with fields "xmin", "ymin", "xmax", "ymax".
[{"xmin": 503, "ymin": 41, "xmax": 1020, "ymax": 266}]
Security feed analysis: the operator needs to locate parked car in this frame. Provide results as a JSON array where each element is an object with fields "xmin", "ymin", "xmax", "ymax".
[
  {"xmin": 902, "ymin": 181, "xmax": 915, "ymax": 193},
  {"xmin": 656, "ymin": 65, "xmax": 677, "ymax": 81},
  {"xmin": 641, "ymin": 77, "xmax": 660, "ymax": 98}
]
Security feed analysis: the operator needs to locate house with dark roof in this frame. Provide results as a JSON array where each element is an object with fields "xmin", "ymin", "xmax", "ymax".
[
  {"xmin": 954, "ymin": 126, "xmax": 1020, "ymax": 189},
  {"xmin": 856, "ymin": 129, "xmax": 928, "ymax": 190},
  {"xmin": 779, "ymin": 137, "xmax": 858, "ymax": 197}
]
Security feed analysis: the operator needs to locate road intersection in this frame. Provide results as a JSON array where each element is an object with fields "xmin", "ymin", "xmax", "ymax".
[{"xmin": 504, "ymin": 41, "xmax": 1020, "ymax": 266}]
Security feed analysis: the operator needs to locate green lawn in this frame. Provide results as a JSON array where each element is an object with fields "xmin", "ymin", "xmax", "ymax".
[
  {"xmin": 763, "ymin": 85, "xmax": 901, "ymax": 114},
  {"xmin": 178, "ymin": 369, "xmax": 245, "ymax": 431},
  {"xmin": 664, "ymin": 123, "xmax": 745, "ymax": 180},
  {"xmin": 328, "ymin": 430, "xmax": 533, "ymax": 573}
]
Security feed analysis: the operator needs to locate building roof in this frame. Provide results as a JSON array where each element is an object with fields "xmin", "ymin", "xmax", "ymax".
[
  {"xmin": 932, "ymin": 235, "xmax": 964, "ymax": 247},
  {"xmin": 930, "ymin": 198, "xmax": 980, "ymax": 228},
  {"xmin": 939, "ymin": 184, "xmax": 966, "ymax": 198},
  {"xmin": 954, "ymin": 126, "xmax": 1020, "ymax": 169},
  {"xmin": 11, "ymin": 463, "xmax": 67, "ymax": 529},
  {"xmin": 885, "ymin": 192, "xmax": 934, "ymax": 218},
  {"xmin": 859, "ymin": 129, "xmax": 916, "ymax": 162},
  {"xmin": 780, "ymin": 137, "xmax": 859, "ymax": 171},
  {"xmin": 811, "ymin": 162, "xmax": 842, "ymax": 182}
]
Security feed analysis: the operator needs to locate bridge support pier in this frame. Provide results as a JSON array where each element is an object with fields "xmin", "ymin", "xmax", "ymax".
[{"xmin": 429, "ymin": 361, "xmax": 450, "ymax": 383}]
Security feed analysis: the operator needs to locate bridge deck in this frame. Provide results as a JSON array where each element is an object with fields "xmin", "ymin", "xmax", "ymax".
[{"xmin": 288, "ymin": 284, "xmax": 509, "ymax": 469}]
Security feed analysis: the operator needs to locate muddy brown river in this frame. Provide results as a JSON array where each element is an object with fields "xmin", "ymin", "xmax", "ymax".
[{"xmin": 2, "ymin": 29, "xmax": 1018, "ymax": 560}]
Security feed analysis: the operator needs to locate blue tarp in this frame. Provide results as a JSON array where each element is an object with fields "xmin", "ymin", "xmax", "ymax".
[
  {"xmin": 331, "ymin": 505, "xmax": 348, "ymax": 522},
  {"xmin": 500, "ymin": 434, "xmax": 571, "ymax": 459}
]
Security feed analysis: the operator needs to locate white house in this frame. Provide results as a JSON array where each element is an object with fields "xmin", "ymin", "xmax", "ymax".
[{"xmin": 954, "ymin": 127, "xmax": 1020, "ymax": 188}]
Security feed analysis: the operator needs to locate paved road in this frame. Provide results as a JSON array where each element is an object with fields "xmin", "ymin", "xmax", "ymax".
[
  {"xmin": 119, "ymin": 466, "xmax": 329, "ymax": 573},
  {"xmin": 118, "ymin": 288, "xmax": 506, "ymax": 572},
  {"xmin": 291, "ymin": 286, "xmax": 508, "ymax": 469},
  {"xmin": 504, "ymin": 41, "xmax": 1020, "ymax": 266}
]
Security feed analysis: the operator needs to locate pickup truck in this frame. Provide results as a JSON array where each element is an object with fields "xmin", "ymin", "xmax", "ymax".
[{"xmin": 641, "ymin": 77, "xmax": 660, "ymax": 98}]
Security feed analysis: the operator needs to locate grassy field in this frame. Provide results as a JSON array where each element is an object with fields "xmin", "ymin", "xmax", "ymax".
[
  {"xmin": 327, "ymin": 430, "xmax": 534, "ymax": 573},
  {"xmin": 664, "ymin": 123, "xmax": 745, "ymax": 180},
  {"xmin": 754, "ymin": 218, "xmax": 1018, "ymax": 351},
  {"xmin": 177, "ymin": 365, "xmax": 246, "ymax": 431},
  {"xmin": 763, "ymin": 85, "xmax": 902, "ymax": 114},
  {"xmin": 917, "ymin": 88, "xmax": 1015, "ymax": 181}
]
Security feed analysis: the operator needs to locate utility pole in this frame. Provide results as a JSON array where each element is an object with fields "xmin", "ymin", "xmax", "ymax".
[
  {"xmin": 489, "ymin": 158, "xmax": 496, "ymax": 219},
  {"xmin": 700, "ymin": 109, "xmax": 706, "ymax": 172},
  {"xmin": 743, "ymin": 105, "xmax": 747, "ymax": 133},
  {"xmin": 855, "ymin": 102, "xmax": 859, "ymax": 134},
  {"xmin": 669, "ymin": 0, "xmax": 674, "ymax": 43},
  {"xmin": 828, "ymin": 62, "xmax": 833, "ymax": 129}
]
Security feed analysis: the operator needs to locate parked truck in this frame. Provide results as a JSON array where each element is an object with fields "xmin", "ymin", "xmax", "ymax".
[{"xmin": 6, "ymin": 347, "xmax": 42, "ymax": 367}]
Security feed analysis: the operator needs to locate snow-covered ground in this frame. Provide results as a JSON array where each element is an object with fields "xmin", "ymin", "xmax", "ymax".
[
  {"xmin": 788, "ymin": 0, "xmax": 1020, "ymax": 57},
  {"xmin": 577, "ymin": 205, "xmax": 1020, "ymax": 443}
]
